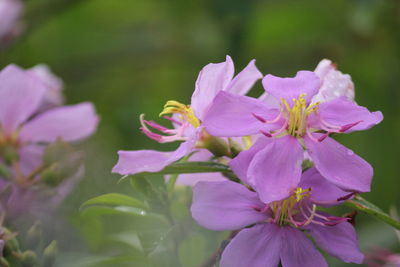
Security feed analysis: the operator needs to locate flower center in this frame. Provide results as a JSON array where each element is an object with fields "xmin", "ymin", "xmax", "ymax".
[
  {"xmin": 282, "ymin": 94, "xmax": 319, "ymax": 138},
  {"xmin": 0, "ymin": 130, "xmax": 20, "ymax": 164},
  {"xmin": 270, "ymin": 187, "xmax": 311, "ymax": 226}
]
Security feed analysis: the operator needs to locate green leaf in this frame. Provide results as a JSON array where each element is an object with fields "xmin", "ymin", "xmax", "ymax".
[
  {"xmin": 80, "ymin": 205, "xmax": 149, "ymax": 218},
  {"xmin": 80, "ymin": 193, "xmax": 148, "ymax": 210},
  {"xmin": 345, "ymin": 195, "xmax": 400, "ymax": 230}
]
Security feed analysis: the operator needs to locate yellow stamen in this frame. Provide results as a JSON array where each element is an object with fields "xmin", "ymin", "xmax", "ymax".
[
  {"xmin": 159, "ymin": 100, "xmax": 200, "ymax": 128},
  {"xmin": 242, "ymin": 136, "xmax": 253, "ymax": 150}
]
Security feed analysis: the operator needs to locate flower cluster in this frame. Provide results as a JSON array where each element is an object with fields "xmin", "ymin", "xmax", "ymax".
[
  {"xmin": 113, "ymin": 56, "xmax": 382, "ymax": 266},
  {"xmin": 0, "ymin": 64, "xmax": 99, "ymax": 218}
]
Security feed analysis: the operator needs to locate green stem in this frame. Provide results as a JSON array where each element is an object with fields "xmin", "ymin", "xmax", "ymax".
[{"xmin": 345, "ymin": 195, "xmax": 400, "ymax": 230}]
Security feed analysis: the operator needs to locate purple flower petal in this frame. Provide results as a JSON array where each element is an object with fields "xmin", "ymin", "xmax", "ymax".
[
  {"xmin": 280, "ymin": 226, "xmax": 328, "ymax": 267},
  {"xmin": 112, "ymin": 150, "xmax": 173, "ymax": 175},
  {"xmin": 220, "ymin": 224, "xmax": 282, "ymax": 267},
  {"xmin": 191, "ymin": 181, "xmax": 267, "ymax": 231},
  {"xmin": 230, "ymin": 136, "xmax": 273, "ymax": 185},
  {"xmin": 262, "ymin": 71, "xmax": 321, "ymax": 105},
  {"xmin": 0, "ymin": 65, "xmax": 45, "ymax": 134},
  {"xmin": 0, "ymin": 0, "xmax": 22, "ymax": 40},
  {"xmin": 248, "ymin": 136, "xmax": 303, "ymax": 203},
  {"xmin": 203, "ymin": 91, "xmax": 278, "ymax": 137},
  {"xmin": 304, "ymin": 136, "xmax": 372, "ymax": 192},
  {"xmin": 307, "ymin": 222, "xmax": 364, "ymax": 263},
  {"xmin": 191, "ymin": 56, "xmax": 234, "ymax": 120},
  {"xmin": 225, "ymin": 59, "xmax": 263, "ymax": 95},
  {"xmin": 19, "ymin": 102, "xmax": 99, "ymax": 143},
  {"xmin": 18, "ymin": 145, "xmax": 44, "ymax": 176},
  {"xmin": 318, "ymin": 97, "xmax": 383, "ymax": 133},
  {"xmin": 299, "ymin": 167, "xmax": 349, "ymax": 205}
]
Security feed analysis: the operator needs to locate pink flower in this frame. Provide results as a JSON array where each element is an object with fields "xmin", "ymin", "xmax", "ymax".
[
  {"xmin": 0, "ymin": 0, "xmax": 22, "ymax": 43},
  {"xmin": 203, "ymin": 68, "xmax": 382, "ymax": 203},
  {"xmin": 0, "ymin": 64, "xmax": 99, "ymax": 179},
  {"xmin": 191, "ymin": 168, "xmax": 364, "ymax": 267},
  {"xmin": 112, "ymin": 56, "xmax": 262, "ymax": 182}
]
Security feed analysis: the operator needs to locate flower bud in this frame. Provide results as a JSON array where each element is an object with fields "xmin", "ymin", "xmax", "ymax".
[{"xmin": 42, "ymin": 240, "xmax": 57, "ymax": 267}]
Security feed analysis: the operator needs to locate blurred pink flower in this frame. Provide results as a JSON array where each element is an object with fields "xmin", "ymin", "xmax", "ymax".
[{"xmin": 0, "ymin": 0, "xmax": 22, "ymax": 43}]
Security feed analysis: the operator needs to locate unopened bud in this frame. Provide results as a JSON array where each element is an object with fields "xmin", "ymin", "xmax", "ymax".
[
  {"xmin": 21, "ymin": 250, "xmax": 38, "ymax": 267},
  {"xmin": 198, "ymin": 131, "xmax": 230, "ymax": 157},
  {"xmin": 26, "ymin": 222, "xmax": 42, "ymax": 249},
  {"xmin": 42, "ymin": 240, "xmax": 57, "ymax": 267},
  {"xmin": 0, "ymin": 145, "xmax": 18, "ymax": 165}
]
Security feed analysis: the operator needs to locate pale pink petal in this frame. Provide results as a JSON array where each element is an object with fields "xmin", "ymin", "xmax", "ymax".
[
  {"xmin": 307, "ymin": 222, "xmax": 364, "ymax": 263},
  {"xmin": 304, "ymin": 136, "xmax": 372, "ymax": 193},
  {"xmin": 203, "ymin": 91, "xmax": 279, "ymax": 137},
  {"xmin": 0, "ymin": 0, "xmax": 22, "ymax": 39},
  {"xmin": 112, "ymin": 150, "xmax": 173, "ymax": 175},
  {"xmin": 318, "ymin": 97, "xmax": 383, "ymax": 133},
  {"xmin": 0, "ymin": 65, "xmax": 45, "ymax": 134},
  {"xmin": 18, "ymin": 145, "xmax": 44, "ymax": 176},
  {"xmin": 280, "ymin": 226, "xmax": 328, "ymax": 267},
  {"xmin": 220, "ymin": 224, "xmax": 282, "ymax": 267},
  {"xmin": 191, "ymin": 56, "xmax": 234, "ymax": 119},
  {"xmin": 248, "ymin": 136, "xmax": 303, "ymax": 203},
  {"xmin": 312, "ymin": 59, "xmax": 355, "ymax": 103},
  {"xmin": 262, "ymin": 71, "xmax": 321, "ymax": 105},
  {"xmin": 20, "ymin": 102, "xmax": 99, "ymax": 143},
  {"xmin": 225, "ymin": 59, "xmax": 262, "ymax": 95},
  {"xmin": 191, "ymin": 181, "xmax": 267, "ymax": 231}
]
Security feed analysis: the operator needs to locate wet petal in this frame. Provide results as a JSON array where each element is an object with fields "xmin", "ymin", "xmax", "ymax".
[
  {"xmin": 220, "ymin": 224, "xmax": 282, "ymax": 267},
  {"xmin": 318, "ymin": 97, "xmax": 383, "ymax": 132},
  {"xmin": 307, "ymin": 222, "xmax": 364, "ymax": 263},
  {"xmin": 300, "ymin": 167, "xmax": 349, "ymax": 205},
  {"xmin": 280, "ymin": 226, "xmax": 328, "ymax": 267},
  {"xmin": 191, "ymin": 181, "xmax": 267, "ymax": 231},
  {"xmin": 230, "ymin": 136, "xmax": 273, "ymax": 185},
  {"xmin": 112, "ymin": 150, "xmax": 173, "ymax": 175},
  {"xmin": 226, "ymin": 59, "xmax": 262, "ymax": 96},
  {"xmin": 191, "ymin": 56, "xmax": 234, "ymax": 119},
  {"xmin": 248, "ymin": 136, "xmax": 303, "ymax": 203},
  {"xmin": 262, "ymin": 71, "xmax": 320, "ymax": 105},
  {"xmin": 304, "ymin": 136, "xmax": 372, "ymax": 192},
  {"xmin": 203, "ymin": 91, "xmax": 278, "ymax": 137},
  {"xmin": 312, "ymin": 59, "xmax": 355, "ymax": 103},
  {"xmin": 0, "ymin": 65, "xmax": 45, "ymax": 134},
  {"xmin": 20, "ymin": 103, "xmax": 99, "ymax": 143}
]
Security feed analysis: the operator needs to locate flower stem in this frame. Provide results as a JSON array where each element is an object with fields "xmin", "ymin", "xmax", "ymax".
[{"xmin": 345, "ymin": 195, "xmax": 400, "ymax": 230}]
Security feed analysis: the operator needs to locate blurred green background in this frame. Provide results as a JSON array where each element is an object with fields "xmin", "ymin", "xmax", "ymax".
[{"xmin": 1, "ymin": 0, "xmax": 399, "ymax": 266}]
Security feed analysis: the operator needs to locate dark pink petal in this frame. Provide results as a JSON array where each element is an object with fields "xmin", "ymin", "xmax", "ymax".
[
  {"xmin": 262, "ymin": 71, "xmax": 321, "ymax": 105},
  {"xmin": 203, "ymin": 91, "xmax": 278, "ymax": 137},
  {"xmin": 318, "ymin": 97, "xmax": 383, "ymax": 132},
  {"xmin": 248, "ymin": 136, "xmax": 303, "ymax": 203},
  {"xmin": 300, "ymin": 167, "xmax": 349, "ymax": 205},
  {"xmin": 307, "ymin": 222, "xmax": 364, "ymax": 263},
  {"xmin": 19, "ymin": 103, "xmax": 99, "ymax": 143},
  {"xmin": 230, "ymin": 136, "xmax": 273, "ymax": 185},
  {"xmin": 0, "ymin": 65, "xmax": 46, "ymax": 134},
  {"xmin": 191, "ymin": 56, "xmax": 234, "ymax": 119},
  {"xmin": 191, "ymin": 181, "xmax": 267, "ymax": 231},
  {"xmin": 280, "ymin": 226, "xmax": 328, "ymax": 267},
  {"xmin": 112, "ymin": 150, "xmax": 172, "ymax": 175},
  {"xmin": 220, "ymin": 224, "xmax": 282, "ymax": 267},
  {"xmin": 304, "ymin": 136, "xmax": 372, "ymax": 192},
  {"xmin": 225, "ymin": 59, "xmax": 262, "ymax": 96}
]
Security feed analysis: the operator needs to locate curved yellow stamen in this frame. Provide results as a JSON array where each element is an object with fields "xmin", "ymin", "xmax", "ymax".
[{"xmin": 159, "ymin": 100, "xmax": 200, "ymax": 128}]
